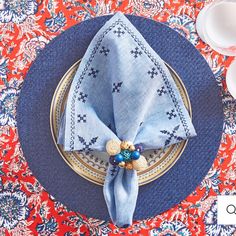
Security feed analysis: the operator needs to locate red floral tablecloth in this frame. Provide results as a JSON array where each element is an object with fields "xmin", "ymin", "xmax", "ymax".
[{"xmin": 0, "ymin": 0, "xmax": 235, "ymax": 235}]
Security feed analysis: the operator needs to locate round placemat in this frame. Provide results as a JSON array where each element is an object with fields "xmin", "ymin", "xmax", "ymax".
[{"xmin": 17, "ymin": 14, "xmax": 223, "ymax": 221}]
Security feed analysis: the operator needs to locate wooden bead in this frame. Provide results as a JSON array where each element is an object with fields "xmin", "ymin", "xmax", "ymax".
[
  {"xmin": 132, "ymin": 155, "xmax": 148, "ymax": 171},
  {"xmin": 118, "ymin": 161, "xmax": 126, "ymax": 168},
  {"xmin": 125, "ymin": 162, "xmax": 133, "ymax": 170},
  {"xmin": 106, "ymin": 139, "xmax": 121, "ymax": 156},
  {"xmin": 120, "ymin": 141, "xmax": 133, "ymax": 150}
]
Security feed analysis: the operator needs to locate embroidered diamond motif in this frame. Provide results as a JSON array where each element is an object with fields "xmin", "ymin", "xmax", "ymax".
[
  {"xmin": 77, "ymin": 136, "xmax": 98, "ymax": 153},
  {"xmin": 148, "ymin": 67, "xmax": 158, "ymax": 79},
  {"xmin": 112, "ymin": 82, "xmax": 123, "ymax": 93},
  {"xmin": 78, "ymin": 92, "xmax": 88, "ymax": 103},
  {"xmin": 113, "ymin": 27, "xmax": 125, "ymax": 37},
  {"xmin": 77, "ymin": 114, "xmax": 87, "ymax": 123},
  {"xmin": 160, "ymin": 125, "xmax": 183, "ymax": 146},
  {"xmin": 88, "ymin": 68, "xmax": 99, "ymax": 78},
  {"xmin": 130, "ymin": 47, "xmax": 142, "ymax": 58},
  {"xmin": 157, "ymin": 86, "xmax": 167, "ymax": 96},
  {"xmin": 100, "ymin": 46, "xmax": 110, "ymax": 56},
  {"xmin": 166, "ymin": 109, "xmax": 177, "ymax": 120}
]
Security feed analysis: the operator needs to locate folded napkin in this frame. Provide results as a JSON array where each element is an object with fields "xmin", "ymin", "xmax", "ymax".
[{"xmin": 58, "ymin": 12, "xmax": 196, "ymax": 227}]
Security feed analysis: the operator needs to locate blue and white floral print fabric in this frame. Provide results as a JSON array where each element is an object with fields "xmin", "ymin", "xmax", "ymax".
[{"xmin": 58, "ymin": 12, "xmax": 196, "ymax": 227}]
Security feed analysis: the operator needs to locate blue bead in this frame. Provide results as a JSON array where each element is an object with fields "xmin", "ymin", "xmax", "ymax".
[
  {"xmin": 115, "ymin": 154, "xmax": 124, "ymax": 163},
  {"xmin": 109, "ymin": 156, "xmax": 118, "ymax": 165},
  {"xmin": 131, "ymin": 151, "xmax": 140, "ymax": 160},
  {"xmin": 135, "ymin": 144, "xmax": 144, "ymax": 153}
]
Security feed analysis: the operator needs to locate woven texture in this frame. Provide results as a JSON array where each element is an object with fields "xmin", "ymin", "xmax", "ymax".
[{"xmin": 17, "ymin": 14, "xmax": 223, "ymax": 221}]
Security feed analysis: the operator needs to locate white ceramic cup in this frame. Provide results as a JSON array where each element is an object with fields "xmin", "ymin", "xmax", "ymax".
[
  {"xmin": 196, "ymin": 0, "xmax": 236, "ymax": 56},
  {"xmin": 197, "ymin": 0, "xmax": 236, "ymax": 99}
]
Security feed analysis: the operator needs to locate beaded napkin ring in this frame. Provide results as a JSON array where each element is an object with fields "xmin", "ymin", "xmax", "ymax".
[{"xmin": 106, "ymin": 140, "xmax": 148, "ymax": 171}]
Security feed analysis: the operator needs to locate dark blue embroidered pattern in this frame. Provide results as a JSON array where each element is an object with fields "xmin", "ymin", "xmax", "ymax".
[
  {"xmin": 110, "ymin": 165, "xmax": 118, "ymax": 176},
  {"xmin": 160, "ymin": 125, "xmax": 183, "ymax": 146},
  {"xmin": 148, "ymin": 67, "xmax": 158, "ymax": 79},
  {"xmin": 77, "ymin": 114, "xmax": 87, "ymax": 123},
  {"xmin": 100, "ymin": 46, "xmax": 110, "ymax": 56},
  {"xmin": 112, "ymin": 82, "xmax": 123, "ymax": 93},
  {"xmin": 77, "ymin": 136, "xmax": 98, "ymax": 153},
  {"xmin": 113, "ymin": 27, "xmax": 125, "ymax": 37},
  {"xmin": 79, "ymin": 152, "xmax": 108, "ymax": 170},
  {"xmin": 88, "ymin": 68, "xmax": 99, "ymax": 78},
  {"xmin": 156, "ymin": 62, "xmax": 190, "ymax": 137},
  {"xmin": 78, "ymin": 92, "xmax": 88, "ymax": 103},
  {"xmin": 131, "ymin": 47, "xmax": 142, "ymax": 58},
  {"xmin": 166, "ymin": 109, "xmax": 177, "ymax": 120},
  {"xmin": 116, "ymin": 21, "xmax": 191, "ymax": 137},
  {"xmin": 69, "ymin": 20, "xmax": 121, "ymax": 150},
  {"xmin": 69, "ymin": 18, "xmax": 191, "ymax": 150},
  {"xmin": 157, "ymin": 86, "xmax": 167, "ymax": 96}
]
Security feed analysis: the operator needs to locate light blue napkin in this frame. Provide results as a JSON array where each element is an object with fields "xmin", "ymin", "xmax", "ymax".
[{"xmin": 58, "ymin": 12, "xmax": 196, "ymax": 227}]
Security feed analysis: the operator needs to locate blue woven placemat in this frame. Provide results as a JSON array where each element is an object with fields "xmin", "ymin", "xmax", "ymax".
[{"xmin": 17, "ymin": 14, "xmax": 223, "ymax": 220}]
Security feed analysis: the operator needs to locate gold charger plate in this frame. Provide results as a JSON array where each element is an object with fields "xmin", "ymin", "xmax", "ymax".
[{"xmin": 50, "ymin": 60, "xmax": 192, "ymax": 186}]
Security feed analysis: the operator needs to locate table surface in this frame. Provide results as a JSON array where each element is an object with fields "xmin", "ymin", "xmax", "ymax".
[{"xmin": 0, "ymin": 0, "xmax": 235, "ymax": 235}]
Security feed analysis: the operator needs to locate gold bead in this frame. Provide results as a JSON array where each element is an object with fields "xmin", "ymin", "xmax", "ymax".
[
  {"xmin": 129, "ymin": 145, "xmax": 135, "ymax": 151},
  {"xmin": 106, "ymin": 139, "xmax": 121, "ymax": 156},
  {"xmin": 118, "ymin": 161, "xmax": 126, "ymax": 168},
  {"xmin": 125, "ymin": 162, "xmax": 133, "ymax": 170},
  {"xmin": 120, "ymin": 141, "xmax": 133, "ymax": 150},
  {"xmin": 132, "ymin": 155, "xmax": 148, "ymax": 171}
]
